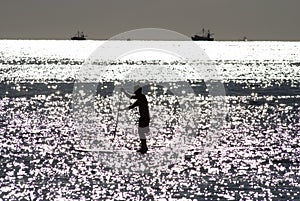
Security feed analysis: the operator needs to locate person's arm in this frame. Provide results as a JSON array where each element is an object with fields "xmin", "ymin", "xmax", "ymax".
[
  {"xmin": 129, "ymin": 100, "xmax": 139, "ymax": 109},
  {"xmin": 119, "ymin": 99, "xmax": 138, "ymax": 111}
]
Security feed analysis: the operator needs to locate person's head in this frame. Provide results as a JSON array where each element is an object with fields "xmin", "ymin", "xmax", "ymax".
[{"xmin": 134, "ymin": 85, "xmax": 142, "ymax": 95}]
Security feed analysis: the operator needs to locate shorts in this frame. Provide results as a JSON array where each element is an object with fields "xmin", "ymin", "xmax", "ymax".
[{"xmin": 138, "ymin": 126, "xmax": 149, "ymax": 140}]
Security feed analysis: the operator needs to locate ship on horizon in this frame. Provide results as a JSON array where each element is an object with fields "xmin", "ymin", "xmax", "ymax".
[
  {"xmin": 191, "ymin": 28, "xmax": 214, "ymax": 41},
  {"xmin": 71, "ymin": 31, "xmax": 87, "ymax": 40}
]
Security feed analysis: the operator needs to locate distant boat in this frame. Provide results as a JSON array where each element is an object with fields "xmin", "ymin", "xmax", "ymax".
[
  {"xmin": 191, "ymin": 28, "xmax": 214, "ymax": 41},
  {"xmin": 71, "ymin": 31, "xmax": 87, "ymax": 40},
  {"xmin": 239, "ymin": 36, "xmax": 248, "ymax": 41}
]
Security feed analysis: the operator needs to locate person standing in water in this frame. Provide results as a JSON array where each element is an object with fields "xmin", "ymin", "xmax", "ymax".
[{"xmin": 121, "ymin": 85, "xmax": 150, "ymax": 154}]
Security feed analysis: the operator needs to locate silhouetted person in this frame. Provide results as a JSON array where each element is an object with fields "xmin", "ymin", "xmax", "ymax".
[{"xmin": 121, "ymin": 85, "xmax": 149, "ymax": 154}]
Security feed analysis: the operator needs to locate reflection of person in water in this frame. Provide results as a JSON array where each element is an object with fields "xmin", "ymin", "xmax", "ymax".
[{"xmin": 121, "ymin": 85, "xmax": 149, "ymax": 154}]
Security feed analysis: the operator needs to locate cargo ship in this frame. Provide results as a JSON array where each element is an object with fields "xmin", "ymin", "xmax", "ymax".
[
  {"xmin": 191, "ymin": 28, "xmax": 214, "ymax": 41},
  {"xmin": 71, "ymin": 31, "xmax": 87, "ymax": 40}
]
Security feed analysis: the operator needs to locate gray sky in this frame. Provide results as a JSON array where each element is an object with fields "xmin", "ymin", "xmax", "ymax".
[{"xmin": 0, "ymin": 0, "xmax": 299, "ymax": 40}]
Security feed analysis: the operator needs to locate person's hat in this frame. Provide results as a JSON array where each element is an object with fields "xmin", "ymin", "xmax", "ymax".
[{"xmin": 134, "ymin": 85, "xmax": 142, "ymax": 93}]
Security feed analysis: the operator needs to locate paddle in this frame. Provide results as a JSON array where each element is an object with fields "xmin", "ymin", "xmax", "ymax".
[{"xmin": 112, "ymin": 92, "xmax": 122, "ymax": 141}]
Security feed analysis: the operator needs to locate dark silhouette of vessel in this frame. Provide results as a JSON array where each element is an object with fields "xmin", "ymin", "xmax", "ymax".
[
  {"xmin": 71, "ymin": 31, "xmax": 87, "ymax": 40},
  {"xmin": 191, "ymin": 28, "xmax": 214, "ymax": 41}
]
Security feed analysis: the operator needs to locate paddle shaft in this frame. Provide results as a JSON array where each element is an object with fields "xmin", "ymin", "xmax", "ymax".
[{"xmin": 113, "ymin": 94, "xmax": 122, "ymax": 141}]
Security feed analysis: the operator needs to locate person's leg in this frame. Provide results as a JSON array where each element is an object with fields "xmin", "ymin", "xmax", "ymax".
[{"xmin": 137, "ymin": 126, "xmax": 149, "ymax": 154}]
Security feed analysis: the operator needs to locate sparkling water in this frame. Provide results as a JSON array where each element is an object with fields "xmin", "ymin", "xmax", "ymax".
[{"xmin": 0, "ymin": 40, "xmax": 299, "ymax": 200}]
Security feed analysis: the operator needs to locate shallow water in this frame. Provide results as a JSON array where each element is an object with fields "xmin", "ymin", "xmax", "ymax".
[{"xmin": 0, "ymin": 40, "xmax": 299, "ymax": 200}]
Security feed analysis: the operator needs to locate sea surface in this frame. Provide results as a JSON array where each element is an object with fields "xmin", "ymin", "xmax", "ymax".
[{"xmin": 0, "ymin": 40, "xmax": 299, "ymax": 200}]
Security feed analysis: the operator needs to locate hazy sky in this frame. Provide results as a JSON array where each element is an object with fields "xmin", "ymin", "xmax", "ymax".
[{"xmin": 0, "ymin": 0, "xmax": 299, "ymax": 40}]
